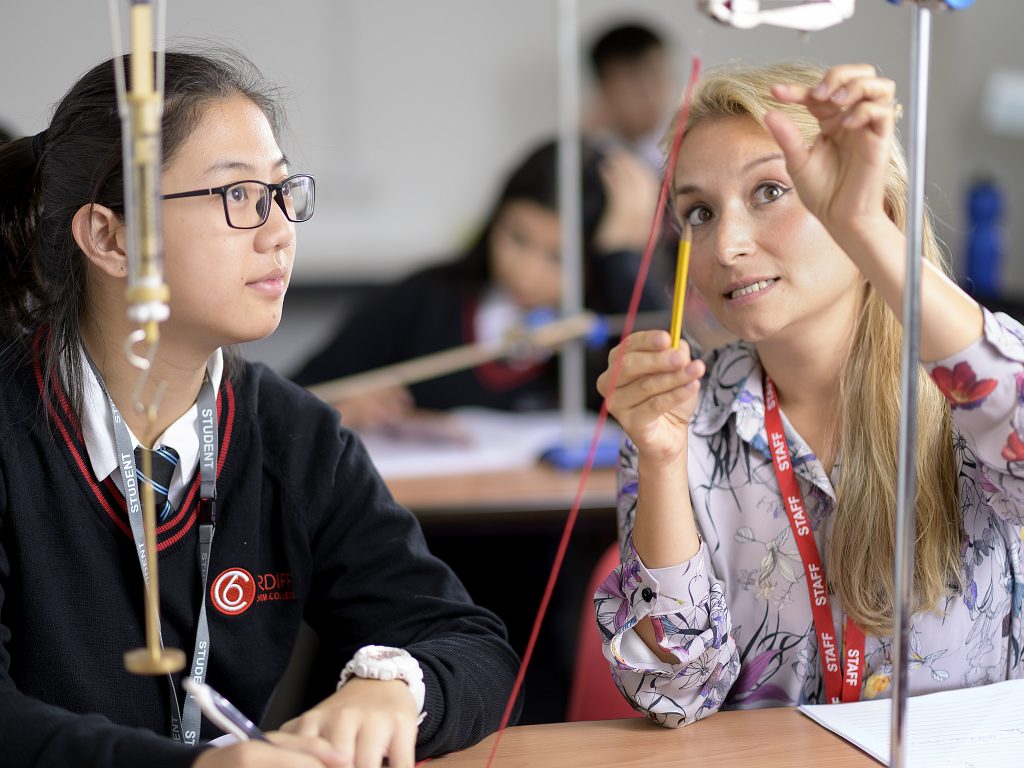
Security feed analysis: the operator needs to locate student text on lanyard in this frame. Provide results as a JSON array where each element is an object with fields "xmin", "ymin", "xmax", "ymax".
[
  {"xmin": 87, "ymin": 356, "xmax": 218, "ymax": 744},
  {"xmin": 763, "ymin": 376, "xmax": 865, "ymax": 704}
]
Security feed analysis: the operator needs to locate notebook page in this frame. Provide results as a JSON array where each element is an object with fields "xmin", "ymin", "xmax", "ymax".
[
  {"xmin": 362, "ymin": 407, "xmax": 620, "ymax": 478},
  {"xmin": 798, "ymin": 678, "xmax": 1024, "ymax": 767}
]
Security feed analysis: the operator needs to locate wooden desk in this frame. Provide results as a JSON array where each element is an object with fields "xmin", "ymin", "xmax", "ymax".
[
  {"xmin": 430, "ymin": 708, "xmax": 876, "ymax": 767},
  {"xmin": 386, "ymin": 465, "xmax": 617, "ymax": 518}
]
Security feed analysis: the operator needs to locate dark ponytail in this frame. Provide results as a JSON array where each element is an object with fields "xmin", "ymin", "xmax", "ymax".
[{"xmin": 0, "ymin": 48, "xmax": 282, "ymax": 414}]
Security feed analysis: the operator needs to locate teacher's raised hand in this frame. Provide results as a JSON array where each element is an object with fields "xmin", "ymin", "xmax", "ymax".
[{"xmin": 764, "ymin": 64, "xmax": 899, "ymax": 246}]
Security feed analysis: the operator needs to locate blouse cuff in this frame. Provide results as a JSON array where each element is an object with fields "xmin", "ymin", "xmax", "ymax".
[{"xmin": 624, "ymin": 537, "xmax": 711, "ymax": 619}]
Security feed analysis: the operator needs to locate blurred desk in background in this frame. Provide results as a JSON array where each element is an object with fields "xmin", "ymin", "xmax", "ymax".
[
  {"xmin": 431, "ymin": 708, "xmax": 876, "ymax": 767},
  {"xmin": 386, "ymin": 464, "xmax": 617, "ymax": 520}
]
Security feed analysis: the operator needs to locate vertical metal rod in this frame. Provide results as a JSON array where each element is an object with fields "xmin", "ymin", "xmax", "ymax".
[
  {"xmin": 557, "ymin": 0, "xmax": 585, "ymax": 445},
  {"xmin": 891, "ymin": 5, "xmax": 932, "ymax": 767}
]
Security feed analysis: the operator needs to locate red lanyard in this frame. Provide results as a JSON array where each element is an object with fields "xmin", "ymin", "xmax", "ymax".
[{"xmin": 763, "ymin": 376, "xmax": 865, "ymax": 704}]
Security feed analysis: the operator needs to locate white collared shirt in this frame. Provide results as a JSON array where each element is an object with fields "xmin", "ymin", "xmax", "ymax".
[
  {"xmin": 474, "ymin": 286, "xmax": 525, "ymax": 344},
  {"xmin": 79, "ymin": 347, "xmax": 224, "ymax": 508}
]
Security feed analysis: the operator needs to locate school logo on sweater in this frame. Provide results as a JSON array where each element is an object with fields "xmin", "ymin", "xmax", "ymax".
[
  {"xmin": 210, "ymin": 567, "xmax": 297, "ymax": 616},
  {"xmin": 211, "ymin": 568, "xmax": 257, "ymax": 615}
]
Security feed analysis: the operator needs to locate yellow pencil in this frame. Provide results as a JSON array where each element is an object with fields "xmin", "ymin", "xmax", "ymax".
[{"xmin": 669, "ymin": 223, "xmax": 691, "ymax": 349}]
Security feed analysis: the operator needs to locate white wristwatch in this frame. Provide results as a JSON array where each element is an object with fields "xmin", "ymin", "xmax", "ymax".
[{"xmin": 338, "ymin": 645, "xmax": 426, "ymax": 721}]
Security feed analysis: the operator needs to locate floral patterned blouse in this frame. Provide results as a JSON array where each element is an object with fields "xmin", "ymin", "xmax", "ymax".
[{"xmin": 596, "ymin": 308, "xmax": 1024, "ymax": 726}]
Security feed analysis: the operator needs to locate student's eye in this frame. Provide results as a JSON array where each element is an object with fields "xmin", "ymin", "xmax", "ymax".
[
  {"xmin": 753, "ymin": 182, "xmax": 790, "ymax": 205},
  {"xmin": 226, "ymin": 185, "xmax": 249, "ymax": 204},
  {"xmin": 684, "ymin": 205, "xmax": 713, "ymax": 228}
]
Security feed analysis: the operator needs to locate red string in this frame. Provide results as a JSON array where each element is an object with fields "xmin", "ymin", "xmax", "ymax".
[{"xmin": 482, "ymin": 55, "xmax": 702, "ymax": 768}]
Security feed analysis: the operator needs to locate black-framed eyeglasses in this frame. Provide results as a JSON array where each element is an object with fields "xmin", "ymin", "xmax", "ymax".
[{"xmin": 162, "ymin": 173, "xmax": 315, "ymax": 230}]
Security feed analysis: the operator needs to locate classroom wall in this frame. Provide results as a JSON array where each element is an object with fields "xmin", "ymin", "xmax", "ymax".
[{"xmin": 2, "ymin": 1, "xmax": 1021, "ymax": 294}]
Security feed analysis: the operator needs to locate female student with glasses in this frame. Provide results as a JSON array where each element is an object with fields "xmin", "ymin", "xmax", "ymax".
[
  {"xmin": 595, "ymin": 61, "xmax": 1023, "ymax": 724},
  {"xmin": 0, "ymin": 50, "xmax": 517, "ymax": 767}
]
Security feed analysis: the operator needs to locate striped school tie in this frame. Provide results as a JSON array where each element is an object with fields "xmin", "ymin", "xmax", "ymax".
[{"xmin": 134, "ymin": 445, "xmax": 180, "ymax": 524}]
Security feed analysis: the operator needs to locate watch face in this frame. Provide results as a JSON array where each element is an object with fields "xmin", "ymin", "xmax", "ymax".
[{"xmin": 364, "ymin": 647, "xmax": 404, "ymax": 662}]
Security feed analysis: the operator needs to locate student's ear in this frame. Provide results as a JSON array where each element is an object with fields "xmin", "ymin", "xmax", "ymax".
[{"xmin": 71, "ymin": 203, "xmax": 128, "ymax": 278}]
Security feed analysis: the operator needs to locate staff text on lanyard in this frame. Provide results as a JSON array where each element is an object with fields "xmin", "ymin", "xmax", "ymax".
[{"xmin": 763, "ymin": 377, "xmax": 865, "ymax": 704}]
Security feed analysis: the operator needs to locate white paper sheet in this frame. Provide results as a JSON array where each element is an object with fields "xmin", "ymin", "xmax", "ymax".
[
  {"xmin": 799, "ymin": 678, "xmax": 1024, "ymax": 767},
  {"xmin": 360, "ymin": 407, "xmax": 619, "ymax": 478}
]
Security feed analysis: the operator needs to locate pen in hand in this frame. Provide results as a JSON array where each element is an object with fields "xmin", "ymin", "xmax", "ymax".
[{"xmin": 182, "ymin": 678, "xmax": 270, "ymax": 743}]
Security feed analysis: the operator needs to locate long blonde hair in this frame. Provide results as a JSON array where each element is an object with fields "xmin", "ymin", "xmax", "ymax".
[{"xmin": 673, "ymin": 61, "xmax": 961, "ymax": 636}]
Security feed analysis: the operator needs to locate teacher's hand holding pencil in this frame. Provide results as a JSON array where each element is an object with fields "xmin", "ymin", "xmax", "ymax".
[{"xmin": 595, "ymin": 220, "xmax": 704, "ymax": 465}]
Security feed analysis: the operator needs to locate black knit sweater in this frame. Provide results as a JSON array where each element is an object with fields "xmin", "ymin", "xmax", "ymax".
[{"xmin": 0, "ymin": 343, "xmax": 519, "ymax": 768}]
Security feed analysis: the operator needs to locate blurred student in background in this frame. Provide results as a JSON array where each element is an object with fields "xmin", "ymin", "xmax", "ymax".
[
  {"xmin": 292, "ymin": 138, "xmax": 667, "ymax": 430},
  {"xmin": 586, "ymin": 21, "xmax": 674, "ymax": 172},
  {"xmin": 585, "ymin": 22, "xmax": 734, "ymax": 353}
]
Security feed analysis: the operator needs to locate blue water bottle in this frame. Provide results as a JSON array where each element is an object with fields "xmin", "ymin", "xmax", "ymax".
[{"xmin": 965, "ymin": 177, "xmax": 1004, "ymax": 299}]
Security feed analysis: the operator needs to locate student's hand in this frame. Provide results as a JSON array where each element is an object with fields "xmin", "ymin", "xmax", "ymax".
[
  {"xmin": 333, "ymin": 386, "xmax": 414, "ymax": 431},
  {"xmin": 280, "ymin": 679, "xmax": 419, "ymax": 768},
  {"xmin": 375, "ymin": 410, "xmax": 471, "ymax": 445},
  {"xmin": 192, "ymin": 731, "xmax": 349, "ymax": 768},
  {"xmin": 596, "ymin": 331, "xmax": 704, "ymax": 467},
  {"xmin": 593, "ymin": 150, "xmax": 660, "ymax": 253},
  {"xmin": 764, "ymin": 64, "xmax": 898, "ymax": 245}
]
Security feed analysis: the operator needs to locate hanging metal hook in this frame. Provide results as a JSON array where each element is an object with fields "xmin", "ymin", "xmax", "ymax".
[
  {"xmin": 123, "ymin": 325, "xmax": 168, "ymax": 421},
  {"xmin": 108, "ymin": 0, "xmax": 183, "ymax": 678}
]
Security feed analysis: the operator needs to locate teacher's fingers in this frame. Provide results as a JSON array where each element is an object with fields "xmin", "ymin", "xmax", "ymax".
[
  {"xmin": 772, "ymin": 69, "xmax": 894, "ymax": 123},
  {"xmin": 615, "ymin": 380, "xmax": 701, "ymax": 428},
  {"xmin": 807, "ymin": 63, "xmax": 880, "ymax": 102},
  {"xmin": 606, "ymin": 366, "xmax": 702, "ymax": 413},
  {"xmin": 763, "ymin": 110, "xmax": 810, "ymax": 175},
  {"xmin": 598, "ymin": 340, "xmax": 696, "ymax": 398},
  {"xmin": 838, "ymin": 99, "xmax": 898, "ymax": 137},
  {"xmin": 828, "ymin": 75, "xmax": 896, "ymax": 111}
]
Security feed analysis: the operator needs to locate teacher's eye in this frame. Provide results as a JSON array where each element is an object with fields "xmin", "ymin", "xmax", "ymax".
[
  {"xmin": 753, "ymin": 182, "xmax": 790, "ymax": 205},
  {"xmin": 684, "ymin": 205, "xmax": 713, "ymax": 227}
]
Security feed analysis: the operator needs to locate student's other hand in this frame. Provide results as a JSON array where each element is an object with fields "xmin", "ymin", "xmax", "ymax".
[
  {"xmin": 594, "ymin": 150, "xmax": 660, "ymax": 252},
  {"xmin": 596, "ymin": 330, "xmax": 704, "ymax": 466},
  {"xmin": 765, "ymin": 64, "xmax": 897, "ymax": 244},
  {"xmin": 333, "ymin": 386, "xmax": 414, "ymax": 431},
  {"xmin": 377, "ymin": 410, "xmax": 471, "ymax": 445},
  {"xmin": 281, "ymin": 678, "xmax": 419, "ymax": 768},
  {"xmin": 192, "ymin": 731, "xmax": 349, "ymax": 768}
]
